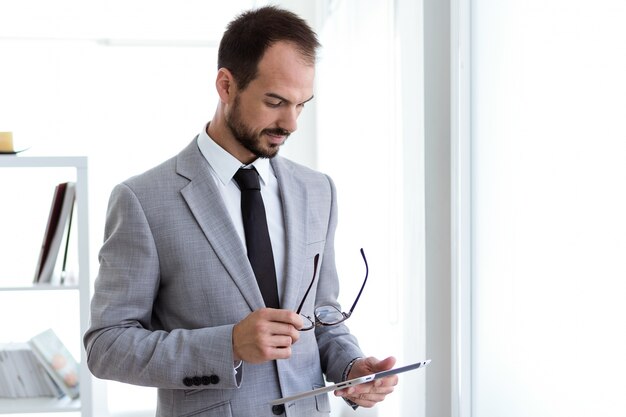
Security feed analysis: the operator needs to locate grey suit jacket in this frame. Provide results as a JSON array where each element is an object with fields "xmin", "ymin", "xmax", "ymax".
[{"xmin": 84, "ymin": 139, "xmax": 363, "ymax": 417}]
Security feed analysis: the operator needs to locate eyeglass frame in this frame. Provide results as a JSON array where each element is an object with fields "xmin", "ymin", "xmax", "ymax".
[{"xmin": 295, "ymin": 248, "xmax": 368, "ymax": 331}]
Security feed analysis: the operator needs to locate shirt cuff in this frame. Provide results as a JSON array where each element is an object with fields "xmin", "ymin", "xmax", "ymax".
[
  {"xmin": 342, "ymin": 357, "xmax": 362, "ymax": 381},
  {"xmin": 233, "ymin": 360, "xmax": 243, "ymax": 386}
]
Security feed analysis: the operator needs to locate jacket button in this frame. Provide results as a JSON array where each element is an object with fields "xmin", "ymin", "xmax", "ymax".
[
  {"xmin": 272, "ymin": 404, "xmax": 285, "ymax": 415},
  {"xmin": 210, "ymin": 374, "xmax": 220, "ymax": 385},
  {"xmin": 192, "ymin": 376, "xmax": 201, "ymax": 386},
  {"xmin": 182, "ymin": 377, "xmax": 193, "ymax": 387},
  {"xmin": 201, "ymin": 376, "xmax": 211, "ymax": 385}
]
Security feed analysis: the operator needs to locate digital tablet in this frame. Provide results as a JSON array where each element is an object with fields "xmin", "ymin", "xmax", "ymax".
[{"xmin": 270, "ymin": 359, "xmax": 431, "ymax": 406}]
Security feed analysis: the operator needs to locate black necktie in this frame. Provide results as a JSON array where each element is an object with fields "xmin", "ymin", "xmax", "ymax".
[{"xmin": 233, "ymin": 167, "xmax": 280, "ymax": 309}]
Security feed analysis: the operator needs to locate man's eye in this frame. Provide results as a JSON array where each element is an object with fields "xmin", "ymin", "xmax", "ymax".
[{"xmin": 267, "ymin": 101, "xmax": 282, "ymax": 108}]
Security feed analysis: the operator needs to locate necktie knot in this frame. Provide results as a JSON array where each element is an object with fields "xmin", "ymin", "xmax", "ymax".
[{"xmin": 234, "ymin": 168, "xmax": 261, "ymax": 191}]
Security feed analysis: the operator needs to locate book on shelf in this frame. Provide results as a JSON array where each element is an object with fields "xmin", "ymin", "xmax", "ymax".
[
  {"xmin": 33, "ymin": 182, "xmax": 76, "ymax": 284},
  {"xmin": 27, "ymin": 329, "xmax": 80, "ymax": 400},
  {"xmin": 0, "ymin": 342, "xmax": 63, "ymax": 399}
]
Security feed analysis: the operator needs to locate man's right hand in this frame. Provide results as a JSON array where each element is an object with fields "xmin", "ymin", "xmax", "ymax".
[{"xmin": 232, "ymin": 308, "xmax": 304, "ymax": 363}]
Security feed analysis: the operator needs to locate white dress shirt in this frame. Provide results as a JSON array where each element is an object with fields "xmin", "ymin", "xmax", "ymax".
[{"xmin": 196, "ymin": 126, "xmax": 286, "ymax": 302}]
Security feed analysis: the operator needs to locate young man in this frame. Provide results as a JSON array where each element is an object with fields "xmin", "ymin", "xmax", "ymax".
[{"xmin": 84, "ymin": 6, "xmax": 397, "ymax": 416}]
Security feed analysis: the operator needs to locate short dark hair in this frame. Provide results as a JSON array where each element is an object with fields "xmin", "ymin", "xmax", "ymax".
[{"xmin": 218, "ymin": 6, "xmax": 320, "ymax": 91}]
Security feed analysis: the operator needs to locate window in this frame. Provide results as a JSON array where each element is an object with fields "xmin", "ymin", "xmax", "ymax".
[{"xmin": 455, "ymin": 1, "xmax": 626, "ymax": 415}]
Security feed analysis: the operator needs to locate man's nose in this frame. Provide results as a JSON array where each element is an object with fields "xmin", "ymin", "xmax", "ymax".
[{"xmin": 277, "ymin": 106, "xmax": 299, "ymax": 133}]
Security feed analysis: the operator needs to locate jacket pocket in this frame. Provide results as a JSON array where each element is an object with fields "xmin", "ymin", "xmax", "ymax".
[
  {"xmin": 178, "ymin": 400, "xmax": 233, "ymax": 417},
  {"xmin": 183, "ymin": 388, "xmax": 205, "ymax": 397},
  {"xmin": 313, "ymin": 385, "xmax": 331, "ymax": 413},
  {"xmin": 305, "ymin": 240, "xmax": 325, "ymax": 259}
]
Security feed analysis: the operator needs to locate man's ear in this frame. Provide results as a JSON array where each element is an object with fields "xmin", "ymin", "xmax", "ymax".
[{"xmin": 216, "ymin": 68, "xmax": 236, "ymax": 103}]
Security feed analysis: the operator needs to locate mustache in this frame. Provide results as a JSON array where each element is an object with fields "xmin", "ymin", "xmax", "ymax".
[{"xmin": 263, "ymin": 128, "xmax": 291, "ymax": 137}]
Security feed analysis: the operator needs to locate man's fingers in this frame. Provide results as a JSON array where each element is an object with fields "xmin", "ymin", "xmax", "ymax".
[
  {"xmin": 272, "ymin": 335, "xmax": 295, "ymax": 348},
  {"xmin": 275, "ymin": 322, "xmax": 301, "ymax": 342},
  {"xmin": 335, "ymin": 374, "xmax": 398, "ymax": 408},
  {"xmin": 364, "ymin": 356, "xmax": 396, "ymax": 373},
  {"xmin": 335, "ymin": 380, "xmax": 396, "ymax": 397},
  {"xmin": 262, "ymin": 308, "xmax": 304, "ymax": 329},
  {"xmin": 233, "ymin": 308, "xmax": 304, "ymax": 363},
  {"xmin": 338, "ymin": 386, "xmax": 396, "ymax": 408},
  {"xmin": 267, "ymin": 345, "xmax": 293, "ymax": 360}
]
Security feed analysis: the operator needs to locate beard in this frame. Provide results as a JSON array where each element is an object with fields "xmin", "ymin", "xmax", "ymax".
[{"xmin": 225, "ymin": 95, "xmax": 291, "ymax": 159}]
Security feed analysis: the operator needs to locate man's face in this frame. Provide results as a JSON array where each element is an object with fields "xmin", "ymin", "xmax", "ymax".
[
  {"xmin": 224, "ymin": 41, "xmax": 315, "ymax": 160},
  {"xmin": 226, "ymin": 94, "xmax": 291, "ymax": 159}
]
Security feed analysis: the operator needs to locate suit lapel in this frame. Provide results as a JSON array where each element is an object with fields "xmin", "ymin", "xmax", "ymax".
[
  {"xmin": 271, "ymin": 157, "xmax": 309, "ymax": 311},
  {"xmin": 176, "ymin": 140, "xmax": 265, "ymax": 311}
]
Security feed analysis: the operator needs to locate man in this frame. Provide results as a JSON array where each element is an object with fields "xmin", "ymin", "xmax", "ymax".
[{"xmin": 84, "ymin": 6, "xmax": 397, "ymax": 416}]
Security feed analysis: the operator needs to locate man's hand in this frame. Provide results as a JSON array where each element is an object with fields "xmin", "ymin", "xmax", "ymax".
[
  {"xmin": 232, "ymin": 308, "xmax": 303, "ymax": 363},
  {"xmin": 335, "ymin": 356, "xmax": 398, "ymax": 408}
]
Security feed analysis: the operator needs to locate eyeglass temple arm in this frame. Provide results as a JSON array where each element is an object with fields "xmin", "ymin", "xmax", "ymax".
[
  {"xmin": 348, "ymin": 248, "xmax": 368, "ymax": 314},
  {"xmin": 295, "ymin": 254, "xmax": 319, "ymax": 315}
]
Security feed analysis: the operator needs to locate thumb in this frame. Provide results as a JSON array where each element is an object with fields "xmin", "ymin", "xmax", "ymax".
[{"xmin": 366, "ymin": 356, "xmax": 397, "ymax": 372}]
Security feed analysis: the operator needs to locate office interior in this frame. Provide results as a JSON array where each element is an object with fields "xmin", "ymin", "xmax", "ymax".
[{"xmin": 1, "ymin": 0, "xmax": 625, "ymax": 416}]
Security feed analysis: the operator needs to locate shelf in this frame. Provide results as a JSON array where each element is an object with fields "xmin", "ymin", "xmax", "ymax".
[
  {"xmin": 0, "ymin": 397, "xmax": 80, "ymax": 414},
  {"xmin": 0, "ymin": 156, "xmax": 87, "ymax": 169},
  {"xmin": 0, "ymin": 156, "xmax": 92, "ymax": 416},
  {"xmin": 0, "ymin": 283, "xmax": 79, "ymax": 292}
]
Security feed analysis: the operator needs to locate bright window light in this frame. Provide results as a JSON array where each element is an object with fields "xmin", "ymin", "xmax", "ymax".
[{"xmin": 471, "ymin": 1, "xmax": 626, "ymax": 416}]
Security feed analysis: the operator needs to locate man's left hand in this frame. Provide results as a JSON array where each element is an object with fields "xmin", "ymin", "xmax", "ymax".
[{"xmin": 334, "ymin": 356, "xmax": 398, "ymax": 408}]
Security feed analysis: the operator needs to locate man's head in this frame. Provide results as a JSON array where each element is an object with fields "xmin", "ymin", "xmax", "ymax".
[
  {"xmin": 210, "ymin": 6, "xmax": 320, "ymax": 163},
  {"xmin": 218, "ymin": 5, "xmax": 320, "ymax": 91}
]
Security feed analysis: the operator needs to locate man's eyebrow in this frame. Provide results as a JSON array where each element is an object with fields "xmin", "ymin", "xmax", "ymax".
[{"xmin": 265, "ymin": 93, "xmax": 315, "ymax": 105}]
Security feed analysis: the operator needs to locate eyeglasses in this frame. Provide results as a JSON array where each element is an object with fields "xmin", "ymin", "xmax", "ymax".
[{"xmin": 295, "ymin": 248, "xmax": 368, "ymax": 331}]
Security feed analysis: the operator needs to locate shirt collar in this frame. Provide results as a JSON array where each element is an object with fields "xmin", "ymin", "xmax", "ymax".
[{"xmin": 197, "ymin": 124, "xmax": 272, "ymax": 186}]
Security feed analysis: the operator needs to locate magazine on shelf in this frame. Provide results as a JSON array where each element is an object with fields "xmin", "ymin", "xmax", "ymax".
[
  {"xmin": 0, "ymin": 342, "xmax": 62, "ymax": 398},
  {"xmin": 33, "ymin": 182, "xmax": 76, "ymax": 284},
  {"xmin": 27, "ymin": 329, "xmax": 80, "ymax": 400}
]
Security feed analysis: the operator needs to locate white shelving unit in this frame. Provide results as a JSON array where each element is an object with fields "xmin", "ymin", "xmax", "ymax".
[{"xmin": 0, "ymin": 156, "xmax": 92, "ymax": 416}]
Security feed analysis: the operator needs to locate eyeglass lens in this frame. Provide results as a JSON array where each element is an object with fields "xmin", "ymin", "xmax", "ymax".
[{"xmin": 297, "ymin": 249, "xmax": 368, "ymax": 331}]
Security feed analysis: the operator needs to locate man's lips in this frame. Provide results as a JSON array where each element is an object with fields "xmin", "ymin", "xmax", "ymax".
[{"xmin": 264, "ymin": 129, "xmax": 290, "ymax": 145}]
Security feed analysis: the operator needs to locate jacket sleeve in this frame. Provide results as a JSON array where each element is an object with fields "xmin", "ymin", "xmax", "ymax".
[{"xmin": 83, "ymin": 183, "xmax": 241, "ymax": 390}]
